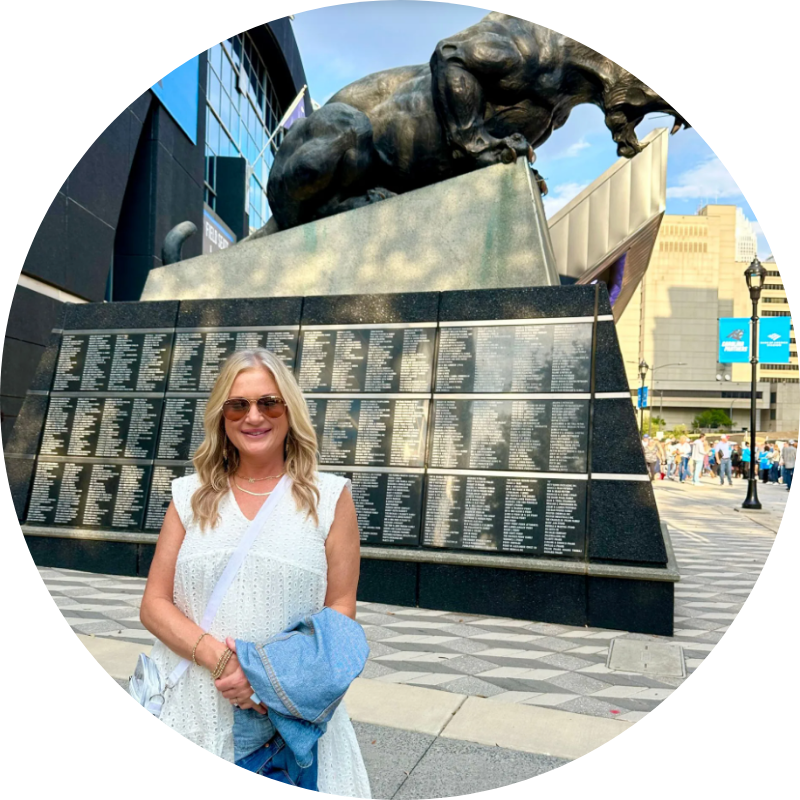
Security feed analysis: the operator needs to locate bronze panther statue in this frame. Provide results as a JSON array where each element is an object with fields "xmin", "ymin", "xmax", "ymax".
[{"xmin": 260, "ymin": 13, "xmax": 688, "ymax": 234}]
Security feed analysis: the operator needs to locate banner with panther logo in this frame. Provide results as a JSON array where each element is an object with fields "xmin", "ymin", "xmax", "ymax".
[{"xmin": 718, "ymin": 318, "xmax": 750, "ymax": 363}]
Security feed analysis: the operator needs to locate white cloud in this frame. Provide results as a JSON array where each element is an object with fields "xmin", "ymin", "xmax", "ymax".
[
  {"xmin": 666, "ymin": 156, "xmax": 743, "ymax": 200},
  {"xmin": 554, "ymin": 138, "xmax": 591, "ymax": 160},
  {"xmin": 543, "ymin": 182, "xmax": 589, "ymax": 218},
  {"xmin": 750, "ymin": 220, "xmax": 763, "ymax": 236}
]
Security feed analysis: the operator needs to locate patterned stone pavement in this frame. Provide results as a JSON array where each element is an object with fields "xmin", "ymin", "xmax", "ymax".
[{"xmin": 40, "ymin": 476, "xmax": 786, "ymax": 724}]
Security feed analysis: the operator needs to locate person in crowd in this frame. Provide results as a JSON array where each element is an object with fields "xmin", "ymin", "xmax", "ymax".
[
  {"xmin": 770, "ymin": 442, "xmax": 782, "ymax": 484},
  {"xmin": 781, "ymin": 439, "xmax": 796, "ymax": 491},
  {"xmin": 656, "ymin": 437, "xmax": 667, "ymax": 479},
  {"xmin": 139, "ymin": 349, "xmax": 371, "ymax": 796},
  {"xmin": 715, "ymin": 434, "xmax": 734, "ymax": 486},
  {"xmin": 642, "ymin": 434, "xmax": 661, "ymax": 481},
  {"xmin": 760, "ymin": 444, "xmax": 772, "ymax": 483},
  {"xmin": 731, "ymin": 444, "xmax": 741, "ymax": 478},
  {"xmin": 741, "ymin": 441, "xmax": 751, "ymax": 481},
  {"xmin": 665, "ymin": 438, "xmax": 678, "ymax": 480},
  {"xmin": 678, "ymin": 435, "xmax": 692, "ymax": 483},
  {"xmin": 709, "ymin": 441, "xmax": 719, "ymax": 479},
  {"xmin": 690, "ymin": 433, "xmax": 707, "ymax": 486}
]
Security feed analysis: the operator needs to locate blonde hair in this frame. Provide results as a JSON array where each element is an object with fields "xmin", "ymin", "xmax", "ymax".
[{"xmin": 190, "ymin": 349, "xmax": 320, "ymax": 530}]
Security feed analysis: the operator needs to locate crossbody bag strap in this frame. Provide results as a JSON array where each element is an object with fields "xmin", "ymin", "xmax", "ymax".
[{"xmin": 165, "ymin": 475, "xmax": 291, "ymax": 689}]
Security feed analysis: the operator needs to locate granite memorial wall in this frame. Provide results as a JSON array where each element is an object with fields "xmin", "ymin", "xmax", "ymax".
[{"xmin": 7, "ymin": 286, "xmax": 660, "ymax": 565}]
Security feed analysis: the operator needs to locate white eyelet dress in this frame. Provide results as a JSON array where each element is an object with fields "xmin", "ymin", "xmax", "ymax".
[{"xmin": 148, "ymin": 471, "xmax": 371, "ymax": 798}]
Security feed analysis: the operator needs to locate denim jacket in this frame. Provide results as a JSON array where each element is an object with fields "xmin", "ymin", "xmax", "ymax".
[{"xmin": 233, "ymin": 607, "xmax": 369, "ymax": 769}]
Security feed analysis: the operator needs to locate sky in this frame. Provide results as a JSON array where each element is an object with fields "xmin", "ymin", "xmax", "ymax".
[{"xmin": 291, "ymin": 1, "xmax": 771, "ymax": 257}]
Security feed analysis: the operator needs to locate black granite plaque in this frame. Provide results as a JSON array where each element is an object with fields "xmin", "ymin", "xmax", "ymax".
[
  {"xmin": 39, "ymin": 396, "xmax": 162, "ymax": 460},
  {"xmin": 156, "ymin": 397, "xmax": 208, "ymax": 462},
  {"xmin": 297, "ymin": 326, "xmax": 435, "ymax": 394},
  {"xmin": 144, "ymin": 463, "xmax": 197, "ymax": 531},
  {"xmin": 167, "ymin": 329, "xmax": 299, "ymax": 393},
  {"xmin": 429, "ymin": 398, "xmax": 588, "ymax": 473},
  {"xmin": 435, "ymin": 322, "xmax": 592, "ymax": 393},
  {"xmin": 53, "ymin": 332, "xmax": 173, "ymax": 393},
  {"xmin": 26, "ymin": 460, "xmax": 152, "ymax": 530},
  {"xmin": 329, "ymin": 469, "xmax": 423, "ymax": 546},
  {"xmin": 422, "ymin": 473, "xmax": 586, "ymax": 557},
  {"xmin": 307, "ymin": 397, "xmax": 428, "ymax": 468}
]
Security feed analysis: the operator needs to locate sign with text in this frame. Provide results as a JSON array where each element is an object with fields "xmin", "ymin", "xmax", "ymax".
[
  {"xmin": 758, "ymin": 317, "xmax": 792, "ymax": 363},
  {"xmin": 719, "ymin": 318, "xmax": 750, "ymax": 363},
  {"xmin": 202, "ymin": 207, "xmax": 236, "ymax": 255}
]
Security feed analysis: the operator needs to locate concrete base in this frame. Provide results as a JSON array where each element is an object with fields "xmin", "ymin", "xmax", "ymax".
[
  {"xmin": 23, "ymin": 521, "xmax": 679, "ymax": 635},
  {"xmin": 141, "ymin": 160, "xmax": 559, "ymax": 301}
]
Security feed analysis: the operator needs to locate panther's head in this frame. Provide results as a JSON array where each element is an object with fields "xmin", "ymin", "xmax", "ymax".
[{"xmin": 602, "ymin": 77, "xmax": 690, "ymax": 158}]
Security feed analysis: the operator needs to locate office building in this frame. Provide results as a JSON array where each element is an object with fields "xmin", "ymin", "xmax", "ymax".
[
  {"xmin": 2, "ymin": 19, "xmax": 310, "ymax": 444},
  {"xmin": 616, "ymin": 205, "xmax": 798, "ymax": 434}
]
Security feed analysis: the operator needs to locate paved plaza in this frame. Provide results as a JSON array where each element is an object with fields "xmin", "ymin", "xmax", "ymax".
[{"xmin": 42, "ymin": 476, "xmax": 787, "ymax": 797}]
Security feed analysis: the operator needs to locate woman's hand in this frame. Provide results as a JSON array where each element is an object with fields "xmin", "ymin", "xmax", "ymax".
[{"xmin": 214, "ymin": 637, "xmax": 267, "ymax": 715}]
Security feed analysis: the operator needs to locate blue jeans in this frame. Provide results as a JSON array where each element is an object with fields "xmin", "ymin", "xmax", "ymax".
[
  {"xmin": 718, "ymin": 458, "xmax": 732, "ymax": 485},
  {"xmin": 680, "ymin": 457, "xmax": 690, "ymax": 482},
  {"xmin": 783, "ymin": 467, "xmax": 794, "ymax": 490},
  {"xmin": 235, "ymin": 734, "xmax": 319, "ymax": 790}
]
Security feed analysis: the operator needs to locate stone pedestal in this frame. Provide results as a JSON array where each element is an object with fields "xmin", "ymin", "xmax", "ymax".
[{"xmin": 141, "ymin": 160, "xmax": 559, "ymax": 301}]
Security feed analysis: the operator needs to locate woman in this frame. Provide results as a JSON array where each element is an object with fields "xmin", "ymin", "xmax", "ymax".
[
  {"xmin": 731, "ymin": 444, "xmax": 741, "ymax": 479},
  {"xmin": 760, "ymin": 445, "xmax": 772, "ymax": 483},
  {"xmin": 140, "ymin": 349, "xmax": 371, "ymax": 797},
  {"xmin": 690, "ymin": 433, "xmax": 706, "ymax": 486},
  {"xmin": 642, "ymin": 435, "xmax": 660, "ymax": 481}
]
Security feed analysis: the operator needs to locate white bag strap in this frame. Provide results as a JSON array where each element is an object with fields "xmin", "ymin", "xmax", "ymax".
[{"xmin": 164, "ymin": 475, "xmax": 291, "ymax": 689}]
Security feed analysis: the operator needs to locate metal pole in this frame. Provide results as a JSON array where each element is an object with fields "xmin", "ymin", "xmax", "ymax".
[
  {"xmin": 743, "ymin": 297, "xmax": 762, "ymax": 509},
  {"xmin": 639, "ymin": 369, "xmax": 646, "ymax": 435}
]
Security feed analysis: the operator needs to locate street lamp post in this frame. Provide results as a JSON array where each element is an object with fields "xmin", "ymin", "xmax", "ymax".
[
  {"xmin": 743, "ymin": 256, "xmax": 767, "ymax": 510},
  {"xmin": 638, "ymin": 360, "xmax": 649, "ymax": 435},
  {"xmin": 649, "ymin": 362, "xmax": 687, "ymax": 434}
]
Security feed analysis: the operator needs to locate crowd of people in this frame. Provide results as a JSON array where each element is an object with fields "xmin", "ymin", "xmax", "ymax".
[{"xmin": 641, "ymin": 433, "xmax": 796, "ymax": 491}]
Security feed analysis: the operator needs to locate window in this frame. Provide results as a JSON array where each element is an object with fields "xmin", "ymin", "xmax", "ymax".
[{"xmin": 204, "ymin": 32, "xmax": 285, "ymax": 231}]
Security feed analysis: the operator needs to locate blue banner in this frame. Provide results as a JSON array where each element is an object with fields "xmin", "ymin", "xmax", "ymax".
[
  {"xmin": 758, "ymin": 317, "xmax": 792, "ymax": 363},
  {"xmin": 718, "ymin": 318, "xmax": 750, "ymax": 363},
  {"xmin": 152, "ymin": 56, "xmax": 200, "ymax": 144},
  {"xmin": 637, "ymin": 386, "xmax": 648, "ymax": 409}
]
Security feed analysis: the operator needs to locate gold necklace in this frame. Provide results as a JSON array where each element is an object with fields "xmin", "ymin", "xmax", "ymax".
[
  {"xmin": 234, "ymin": 481, "xmax": 275, "ymax": 497},
  {"xmin": 238, "ymin": 472, "xmax": 284, "ymax": 484}
]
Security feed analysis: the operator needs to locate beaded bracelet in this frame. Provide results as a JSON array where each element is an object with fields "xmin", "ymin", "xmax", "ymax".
[
  {"xmin": 211, "ymin": 647, "xmax": 233, "ymax": 680},
  {"xmin": 192, "ymin": 632, "xmax": 210, "ymax": 666}
]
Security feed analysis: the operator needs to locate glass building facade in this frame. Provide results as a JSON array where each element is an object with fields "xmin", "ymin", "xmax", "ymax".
[{"xmin": 204, "ymin": 32, "xmax": 285, "ymax": 232}]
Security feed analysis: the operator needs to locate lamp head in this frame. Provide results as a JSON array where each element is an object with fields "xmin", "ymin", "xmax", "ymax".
[{"xmin": 744, "ymin": 256, "xmax": 767, "ymax": 299}]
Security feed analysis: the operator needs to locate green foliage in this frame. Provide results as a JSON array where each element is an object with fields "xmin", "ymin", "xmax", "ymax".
[
  {"xmin": 644, "ymin": 412, "xmax": 667, "ymax": 433},
  {"xmin": 692, "ymin": 409, "xmax": 733, "ymax": 431}
]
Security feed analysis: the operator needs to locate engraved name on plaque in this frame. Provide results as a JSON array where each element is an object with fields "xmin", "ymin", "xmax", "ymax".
[
  {"xmin": 53, "ymin": 331, "xmax": 173, "ymax": 393},
  {"xmin": 26, "ymin": 460, "xmax": 153, "ymax": 530},
  {"xmin": 298, "ymin": 323, "xmax": 436, "ymax": 547},
  {"xmin": 423, "ymin": 318, "xmax": 592, "ymax": 558},
  {"xmin": 167, "ymin": 327, "xmax": 299, "ymax": 393}
]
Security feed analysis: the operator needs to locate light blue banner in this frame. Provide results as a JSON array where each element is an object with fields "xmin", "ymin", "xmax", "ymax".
[
  {"xmin": 719, "ymin": 318, "xmax": 750, "ymax": 363},
  {"xmin": 152, "ymin": 56, "xmax": 199, "ymax": 144},
  {"xmin": 758, "ymin": 317, "xmax": 792, "ymax": 363}
]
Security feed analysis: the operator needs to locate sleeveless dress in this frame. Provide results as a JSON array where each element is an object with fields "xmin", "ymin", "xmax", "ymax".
[{"xmin": 148, "ymin": 471, "xmax": 371, "ymax": 798}]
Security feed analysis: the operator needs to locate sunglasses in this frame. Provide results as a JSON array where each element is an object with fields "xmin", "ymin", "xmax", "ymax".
[{"xmin": 221, "ymin": 394, "xmax": 287, "ymax": 421}]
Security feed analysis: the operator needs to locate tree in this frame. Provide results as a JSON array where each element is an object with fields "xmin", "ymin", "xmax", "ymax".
[
  {"xmin": 644, "ymin": 412, "xmax": 666, "ymax": 433},
  {"xmin": 693, "ymin": 409, "xmax": 733, "ymax": 431}
]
